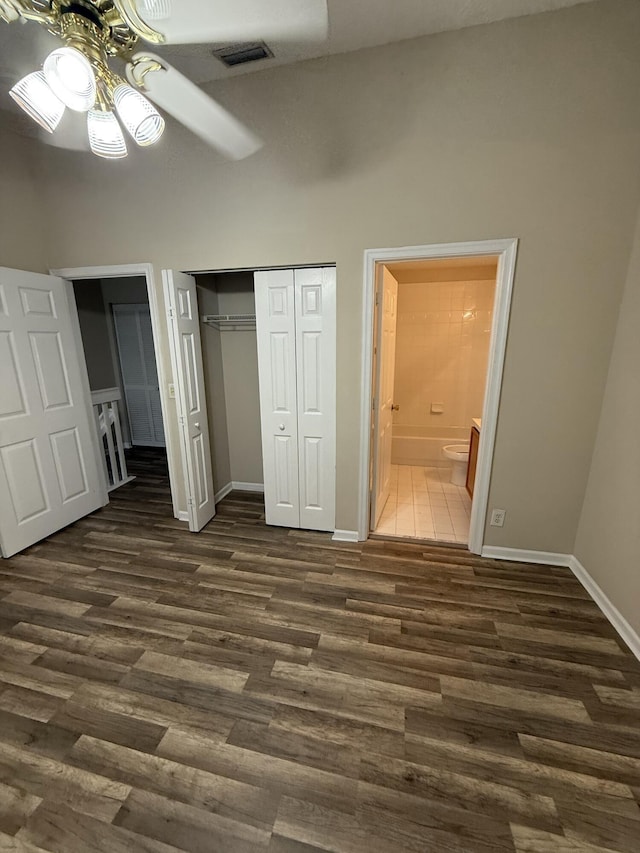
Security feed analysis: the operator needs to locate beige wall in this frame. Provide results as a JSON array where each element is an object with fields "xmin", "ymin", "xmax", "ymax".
[
  {"xmin": 394, "ymin": 278, "xmax": 495, "ymax": 435},
  {"xmin": 0, "ymin": 128, "xmax": 47, "ymax": 273},
  {"xmin": 574, "ymin": 209, "xmax": 640, "ymax": 637},
  {"xmin": 29, "ymin": 0, "xmax": 640, "ymax": 548}
]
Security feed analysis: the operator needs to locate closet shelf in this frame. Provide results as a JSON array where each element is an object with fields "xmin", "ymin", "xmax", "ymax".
[{"xmin": 202, "ymin": 313, "xmax": 256, "ymax": 330}]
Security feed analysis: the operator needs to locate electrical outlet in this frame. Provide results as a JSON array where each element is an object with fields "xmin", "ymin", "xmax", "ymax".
[{"xmin": 490, "ymin": 509, "xmax": 506, "ymax": 527}]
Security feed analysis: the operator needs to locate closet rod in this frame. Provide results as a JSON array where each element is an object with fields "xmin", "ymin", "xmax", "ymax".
[{"xmin": 201, "ymin": 313, "xmax": 256, "ymax": 330}]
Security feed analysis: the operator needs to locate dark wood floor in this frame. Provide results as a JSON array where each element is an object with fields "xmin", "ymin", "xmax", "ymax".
[{"xmin": 0, "ymin": 449, "xmax": 639, "ymax": 852}]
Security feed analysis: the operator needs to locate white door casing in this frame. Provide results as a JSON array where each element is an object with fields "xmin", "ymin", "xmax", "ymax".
[
  {"xmin": 255, "ymin": 267, "xmax": 336, "ymax": 532},
  {"xmin": 358, "ymin": 238, "xmax": 519, "ymax": 549},
  {"xmin": 371, "ymin": 265, "xmax": 398, "ymax": 528},
  {"xmin": 112, "ymin": 304, "xmax": 165, "ymax": 447},
  {"xmin": 295, "ymin": 267, "xmax": 336, "ymax": 532},
  {"xmin": 163, "ymin": 270, "xmax": 215, "ymax": 532},
  {"xmin": 255, "ymin": 269, "xmax": 301, "ymax": 528},
  {"xmin": 0, "ymin": 267, "xmax": 105, "ymax": 557}
]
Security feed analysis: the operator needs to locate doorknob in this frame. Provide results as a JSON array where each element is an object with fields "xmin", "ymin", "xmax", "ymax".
[
  {"xmin": 391, "ymin": 404, "xmax": 400, "ymax": 412},
  {"xmin": 194, "ymin": 422, "xmax": 200, "ymax": 431},
  {"xmin": 278, "ymin": 424, "xmax": 285, "ymax": 431}
]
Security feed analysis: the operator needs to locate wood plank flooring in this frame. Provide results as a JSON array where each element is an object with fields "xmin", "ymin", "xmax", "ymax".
[{"xmin": 0, "ymin": 448, "xmax": 639, "ymax": 852}]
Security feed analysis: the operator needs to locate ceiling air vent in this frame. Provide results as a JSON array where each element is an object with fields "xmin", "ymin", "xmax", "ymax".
[{"xmin": 212, "ymin": 42, "xmax": 274, "ymax": 68}]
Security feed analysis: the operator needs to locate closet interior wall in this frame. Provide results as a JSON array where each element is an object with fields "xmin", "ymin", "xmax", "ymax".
[{"xmin": 196, "ymin": 273, "xmax": 263, "ymax": 496}]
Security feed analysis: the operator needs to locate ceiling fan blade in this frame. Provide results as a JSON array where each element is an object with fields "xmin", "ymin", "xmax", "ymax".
[
  {"xmin": 126, "ymin": 53, "xmax": 262, "ymax": 160},
  {"xmin": 136, "ymin": 0, "xmax": 328, "ymax": 45}
]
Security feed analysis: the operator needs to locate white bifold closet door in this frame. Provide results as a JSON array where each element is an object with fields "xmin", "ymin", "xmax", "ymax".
[
  {"xmin": 163, "ymin": 270, "xmax": 216, "ymax": 533},
  {"xmin": 112, "ymin": 304, "xmax": 165, "ymax": 447},
  {"xmin": 255, "ymin": 267, "xmax": 336, "ymax": 532}
]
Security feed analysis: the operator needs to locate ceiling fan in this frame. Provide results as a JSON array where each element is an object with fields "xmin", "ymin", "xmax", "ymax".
[{"xmin": 0, "ymin": 0, "xmax": 328, "ymax": 160}]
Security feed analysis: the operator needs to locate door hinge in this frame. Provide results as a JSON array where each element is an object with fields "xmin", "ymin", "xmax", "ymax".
[
  {"xmin": 187, "ymin": 498, "xmax": 194, "ymax": 507},
  {"xmin": 179, "ymin": 416, "xmax": 186, "ymax": 426},
  {"xmin": 168, "ymin": 307, "xmax": 176, "ymax": 319}
]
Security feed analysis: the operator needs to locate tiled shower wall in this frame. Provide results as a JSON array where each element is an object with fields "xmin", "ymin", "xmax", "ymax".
[{"xmin": 393, "ymin": 279, "xmax": 495, "ymax": 434}]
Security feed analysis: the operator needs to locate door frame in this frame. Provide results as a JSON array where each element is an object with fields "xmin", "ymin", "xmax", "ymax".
[
  {"xmin": 50, "ymin": 263, "xmax": 181, "ymax": 520},
  {"xmin": 358, "ymin": 238, "xmax": 519, "ymax": 553}
]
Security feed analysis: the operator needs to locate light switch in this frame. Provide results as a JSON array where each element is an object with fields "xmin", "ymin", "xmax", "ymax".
[{"xmin": 431, "ymin": 402, "xmax": 444, "ymax": 414}]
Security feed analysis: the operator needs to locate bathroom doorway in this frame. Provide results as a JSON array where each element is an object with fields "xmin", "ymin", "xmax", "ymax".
[
  {"xmin": 371, "ymin": 256, "xmax": 496, "ymax": 545},
  {"xmin": 359, "ymin": 239, "xmax": 518, "ymax": 554}
]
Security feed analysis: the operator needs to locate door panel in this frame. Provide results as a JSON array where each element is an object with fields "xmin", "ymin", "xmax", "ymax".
[
  {"xmin": 30, "ymin": 332, "xmax": 72, "ymax": 409},
  {"xmin": 50, "ymin": 427, "xmax": 88, "ymax": 503},
  {"xmin": 371, "ymin": 266, "xmax": 398, "ymax": 528},
  {"xmin": 0, "ymin": 332, "xmax": 28, "ymax": 416},
  {"xmin": 0, "ymin": 267, "xmax": 104, "ymax": 557},
  {"xmin": 1, "ymin": 439, "xmax": 49, "ymax": 522},
  {"xmin": 163, "ymin": 270, "xmax": 215, "ymax": 532},
  {"xmin": 255, "ymin": 270, "xmax": 300, "ymax": 528},
  {"xmin": 20, "ymin": 287, "xmax": 56, "ymax": 316},
  {"xmin": 294, "ymin": 268, "xmax": 336, "ymax": 532}
]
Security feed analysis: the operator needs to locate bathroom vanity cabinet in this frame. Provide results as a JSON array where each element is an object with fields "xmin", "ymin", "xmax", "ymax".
[{"xmin": 466, "ymin": 425, "xmax": 480, "ymax": 498}]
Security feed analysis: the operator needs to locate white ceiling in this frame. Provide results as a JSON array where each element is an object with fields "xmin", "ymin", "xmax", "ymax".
[
  {"xmin": 0, "ymin": 0, "xmax": 597, "ymax": 134},
  {"xmin": 162, "ymin": 0, "xmax": 599, "ymax": 84}
]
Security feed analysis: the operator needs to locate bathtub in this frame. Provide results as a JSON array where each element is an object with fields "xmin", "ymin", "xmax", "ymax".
[{"xmin": 391, "ymin": 425, "xmax": 470, "ymax": 467}]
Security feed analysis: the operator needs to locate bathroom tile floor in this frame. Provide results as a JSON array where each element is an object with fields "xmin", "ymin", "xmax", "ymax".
[{"xmin": 374, "ymin": 464, "xmax": 472, "ymax": 544}]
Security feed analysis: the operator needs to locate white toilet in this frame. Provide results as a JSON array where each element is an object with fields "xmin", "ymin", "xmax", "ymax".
[{"xmin": 442, "ymin": 443, "xmax": 470, "ymax": 486}]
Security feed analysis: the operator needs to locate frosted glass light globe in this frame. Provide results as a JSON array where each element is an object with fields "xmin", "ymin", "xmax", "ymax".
[
  {"xmin": 113, "ymin": 84, "xmax": 164, "ymax": 146},
  {"xmin": 87, "ymin": 109, "xmax": 128, "ymax": 159},
  {"xmin": 44, "ymin": 47, "xmax": 96, "ymax": 112},
  {"xmin": 9, "ymin": 71, "xmax": 65, "ymax": 132}
]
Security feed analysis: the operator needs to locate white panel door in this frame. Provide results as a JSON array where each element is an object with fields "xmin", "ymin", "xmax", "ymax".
[
  {"xmin": 163, "ymin": 270, "xmax": 215, "ymax": 532},
  {"xmin": 294, "ymin": 268, "xmax": 336, "ymax": 531},
  {"xmin": 254, "ymin": 269, "xmax": 300, "ymax": 528},
  {"xmin": 113, "ymin": 304, "xmax": 165, "ymax": 447},
  {"xmin": 371, "ymin": 266, "xmax": 398, "ymax": 528},
  {"xmin": 0, "ymin": 267, "xmax": 104, "ymax": 557}
]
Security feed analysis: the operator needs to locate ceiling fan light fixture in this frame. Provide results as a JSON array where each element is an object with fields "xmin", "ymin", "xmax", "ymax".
[
  {"xmin": 87, "ymin": 108, "xmax": 128, "ymax": 159},
  {"xmin": 113, "ymin": 83, "xmax": 164, "ymax": 146},
  {"xmin": 139, "ymin": 0, "xmax": 172, "ymax": 21},
  {"xmin": 44, "ymin": 46, "xmax": 96, "ymax": 112},
  {"xmin": 9, "ymin": 70, "xmax": 65, "ymax": 133}
]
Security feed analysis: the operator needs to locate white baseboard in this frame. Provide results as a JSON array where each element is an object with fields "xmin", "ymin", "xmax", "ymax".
[
  {"xmin": 232, "ymin": 481, "xmax": 264, "ymax": 493},
  {"xmin": 213, "ymin": 482, "xmax": 263, "ymax": 502},
  {"xmin": 481, "ymin": 546, "xmax": 571, "ymax": 567},
  {"xmin": 177, "ymin": 511, "xmax": 189, "ymax": 522},
  {"xmin": 569, "ymin": 556, "xmax": 640, "ymax": 663},
  {"xmin": 214, "ymin": 482, "xmax": 233, "ymax": 503},
  {"xmin": 332, "ymin": 529, "xmax": 360, "ymax": 543},
  {"xmin": 480, "ymin": 546, "xmax": 640, "ymax": 663}
]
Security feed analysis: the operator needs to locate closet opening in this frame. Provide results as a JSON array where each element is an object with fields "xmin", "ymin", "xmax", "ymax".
[
  {"xmin": 193, "ymin": 264, "xmax": 337, "ymax": 533},
  {"xmin": 195, "ymin": 271, "xmax": 264, "ymax": 505},
  {"xmin": 71, "ymin": 274, "xmax": 168, "ymax": 494}
]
